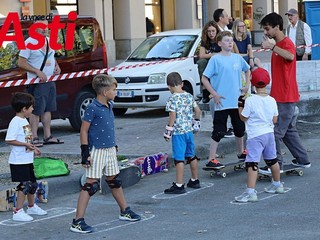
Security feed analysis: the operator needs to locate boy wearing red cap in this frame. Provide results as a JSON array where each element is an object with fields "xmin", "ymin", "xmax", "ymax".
[{"xmin": 235, "ymin": 68, "xmax": 284, "ymax": 203}]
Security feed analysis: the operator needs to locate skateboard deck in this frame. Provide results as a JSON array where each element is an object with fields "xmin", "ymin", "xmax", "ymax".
[
  {"xmin": 0, "ymin": 188, "xmax": 16, "ymax": 212},
  {"xmin": 80, "ymin": 165, "xmax": 142, "ymax": 194},
  {"xmin": 203, "ymin": 160, "xmax": 245, "ymax": 178},
  {"xmin": 258, "ymin": 164, "xmax": 304, "ymax": 180},
  {"xmin": 129, "ymin": 152, "xmax": 169, "ymax": 177},
  {"xmin": 35, "ymin": 181, "xmax": 49, "ymax": 203}
]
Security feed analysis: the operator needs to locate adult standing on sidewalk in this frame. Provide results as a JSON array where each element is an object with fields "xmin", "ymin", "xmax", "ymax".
[
  {"xmin": 260, "ymin": 12, "xmax": 311, "ymax": 169},
  {"xmin": 18, "ymin": 20, "xmax": 64, "ymax": 146},
  {"xmin": 285, "ymin": 8, "xmax": 312, "ymax": 61}
]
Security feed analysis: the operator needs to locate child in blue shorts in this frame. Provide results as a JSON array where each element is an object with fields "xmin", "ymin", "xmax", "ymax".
[
  {"xmin": 163, "ymin": 72, "xmax": 201, "ymax": 194},
  {"xmin": 235, "ymin": 68, "xmax": 284, "ymax": 203}
]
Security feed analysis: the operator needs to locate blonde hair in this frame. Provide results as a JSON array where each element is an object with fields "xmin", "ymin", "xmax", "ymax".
[{"xmin": 232, "ymin": 19, "xmax": 248, "ymax": 41}]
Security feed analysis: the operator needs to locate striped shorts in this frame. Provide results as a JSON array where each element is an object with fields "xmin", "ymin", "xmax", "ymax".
[{"xmin": 85, "ymin": 146, "xmax": 119, "ymax": 179}]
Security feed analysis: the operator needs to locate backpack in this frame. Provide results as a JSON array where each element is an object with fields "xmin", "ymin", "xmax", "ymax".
[{"xmin": 33, "ymin": 157, "xmax": 70, "ymax": 179}]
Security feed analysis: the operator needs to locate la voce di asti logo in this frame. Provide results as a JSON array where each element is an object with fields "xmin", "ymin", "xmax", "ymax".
[{"xmin": 0, "ymin": 11, "xmax": 77, "ymax": 50}]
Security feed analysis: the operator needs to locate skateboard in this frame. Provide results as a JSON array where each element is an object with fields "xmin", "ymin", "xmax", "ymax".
[
  {"xmin": 80, "ymin": 165, "xmax": 142, "ymax": 194},
  {"xmin": 258, "ymin": 164, "xmax": 304, "ymax": 181},
  {"xmin": 203, "ymin": 160, "xmax": 245, "ymax": 178},
  {"xmin": 129, "ymin": 152, "xmax": 169, "ymax": 177},
  {"xmin": 0, "ymin": 188, "xmax": 16, "ymax": 211},
  {"xmin": 35, "ymin": 181, "xmax": 49, "ymax": 203}
]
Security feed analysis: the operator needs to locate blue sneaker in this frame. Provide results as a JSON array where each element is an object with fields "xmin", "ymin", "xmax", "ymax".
[
  {"xmin": 119, "ymin": 207, "xmax": 141, "ymax": 222},
  {"xmin": 70, "ymin": 218, "xmax": 93, "ymax": 233}
]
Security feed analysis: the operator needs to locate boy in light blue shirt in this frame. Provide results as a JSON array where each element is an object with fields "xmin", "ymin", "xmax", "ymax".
[{"xmin": 201, "ymin": 31, "xmax": 250, "ymax": 169}]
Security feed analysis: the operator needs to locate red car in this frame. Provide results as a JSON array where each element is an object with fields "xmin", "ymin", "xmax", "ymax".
[{"xmin": 0, "ymin": 15, "xmax": 107, "ymax": 131}]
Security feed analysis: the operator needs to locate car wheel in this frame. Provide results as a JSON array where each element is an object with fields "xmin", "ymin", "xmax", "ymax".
[
  {"xmin": 182, "ymin": 81, "xmax": 193, "ymax": 95},
  {"xmin": 113, "ymin": 108, "xmax": 128, "ymax": 116},
  {"xmin": 69, "ymin": 91, "xmax": 95, "ymax": 131}
]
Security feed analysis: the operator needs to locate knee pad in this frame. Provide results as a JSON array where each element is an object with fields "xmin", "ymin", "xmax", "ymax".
[
  {"xmin": 211, "ymin": 131, "xmax": 225, "ymax": 142},
  {"xmin": 264, "ymin": 158, "xmax": 278, "ymax": 167},
  {"xmin": 174, "ymin": 160, "xmax": 184, "ymax": 166},
  {"xmin": 16, "ymin": 181, "xmax": 37, "ymax": 195},
  {"xmin": 29, "ymin": 182, "xmax": 38, "ymax": 194},
  {"xmin": 82, "ymin": 181, "xmax": 100, "ymax": 196},
  {"xmin": 186, "ymin": 156, "xmax": 200, "ymax": 165},
  {"xmin": 245, "ymin": 162, "xmax": 258, "ymax": 172},
  {"xmin": 106, "ymin": 174, "xmax": 122, "ymax": 189}
]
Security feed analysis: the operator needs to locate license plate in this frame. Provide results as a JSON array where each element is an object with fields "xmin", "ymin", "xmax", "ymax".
[{"xmin": 117, "ymin": 90, "xmax": 134, "ymax": 98}]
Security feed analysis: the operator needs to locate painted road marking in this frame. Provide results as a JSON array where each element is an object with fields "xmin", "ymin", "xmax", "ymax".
[
  {"xmin": 152, "ymin": 182, "xmax": 214, "ymax": 200},
  {"xmin": 230, "ymin": 187, "xmax": 292, "ymax": 205},
  {"xmin": 92, "ymin": 214, "xmax": 155, "ymax": 234},
  {"xmin": 0, "ymin": 207, "xmax": 76, "ymax": 226}
]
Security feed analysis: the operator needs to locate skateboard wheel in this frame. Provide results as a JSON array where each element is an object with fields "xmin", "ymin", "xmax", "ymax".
[
  {"xmin": 210, "ymin": 172, "xmax": 214, "ymax": 177},
  {"xmin": 221, "ymin": 172, "xmax": 227, "ymax": 178},
  {"xmin": 298, "ymin": 171, "xmax": 304, "ymax": 176}
]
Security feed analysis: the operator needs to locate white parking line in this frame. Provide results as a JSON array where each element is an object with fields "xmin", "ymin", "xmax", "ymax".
[
  {"xmin": 152, "ymin": 182, "xmax": 214, "ymax": 200},
  {"xmin": 0, "ymin": 207, "xmax": 76, "ymax": 226},
  {"xmin": 92, "ymin": 214, "xmax": 155, "ymax": 234},
  {"xmin": 230, "ymin": 187, "xmax": 292, "ymax": 205}
]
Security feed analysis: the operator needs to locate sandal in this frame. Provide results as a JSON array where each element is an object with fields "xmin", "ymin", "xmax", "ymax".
[
  {"xmin": 43, "ymin": 136, "xmax": 64, "ymax": 145},
  {"xmin": 32, "ymin": 137, "xmax": 43, "ymax": 147}
]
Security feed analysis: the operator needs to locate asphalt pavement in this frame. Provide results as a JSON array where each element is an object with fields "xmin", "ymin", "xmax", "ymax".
[{"xmin": 0, "ymin": 111, "xmax": 319, "ymax": 239}]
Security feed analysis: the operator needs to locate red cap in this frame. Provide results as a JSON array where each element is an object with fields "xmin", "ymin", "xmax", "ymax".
[{"xmin": 251, "ymin": 68, "xmax": 270, "ymax": 88}]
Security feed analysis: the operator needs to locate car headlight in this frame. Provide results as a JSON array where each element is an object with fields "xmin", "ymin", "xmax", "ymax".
[{"xmin": 148, "ymin": 73, "xmax": 166, "ymax": 84}]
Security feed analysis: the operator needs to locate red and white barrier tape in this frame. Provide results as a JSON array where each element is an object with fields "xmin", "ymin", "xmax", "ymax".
[
  {"xmin": 0, "ymin": 44, "xmax": 319, "ymax": 89},
  {"xmin": 0, "ymin": 57, "xmax": 188, "ymax": 89},
  {"xmin": 253, "ymin": 43, "xmax": 320, "ymax": 52}
]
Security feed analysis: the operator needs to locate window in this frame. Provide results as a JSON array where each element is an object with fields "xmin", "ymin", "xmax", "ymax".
[
  {"xmin": 50, "ymin": 0, "xmax": 78, "ymax": 15},
  {"xmin": 129, "ymin": 35, "xmax": 197, "ymax": 60},
  {"xmin": 65, "ymin": 25, "xmax": 94, "ymax": 57},
  {"xmin": 0, "ymin": 31, "xmax": 29, "ymax": 71},
  {"xmin": 145, "ymin": 0, "xmax": 161, "ymax": 33}
]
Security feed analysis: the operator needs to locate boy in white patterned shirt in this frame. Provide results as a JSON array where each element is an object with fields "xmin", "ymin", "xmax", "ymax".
[{"xmin": 164, "ymin": 72, "xmax": 201, "ymax": 194}]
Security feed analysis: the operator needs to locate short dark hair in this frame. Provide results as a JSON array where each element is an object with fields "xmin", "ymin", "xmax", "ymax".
[
  {"xmin": 167, "ymin": 72, "xmax": 182, "ymax": 87},
  {"xmin": 216, "ymin": 31, "xmax": 232, "ymax": 42},
  {"xmin": 11, "ymin": 92, "xmax": 34, "ymax": 113},
  {"xmin": 92, "ymin": 74, "xmax": 117, "ymax": 94},
  {"xmin": 260, "ymin": 12, "xmax": 283, "ymax": 31},
  {"xmin": 213, "ymin": 8, "xmax": 224, "ymax": 23}
]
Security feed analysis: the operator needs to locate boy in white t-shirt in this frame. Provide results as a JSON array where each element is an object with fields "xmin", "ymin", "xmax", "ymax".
[
  {"xmin": 5, "ymin": 92, "xmax": 47, "ymax": 221},
  {"xmin": 235, "ymin": 68, "xmax": 284, "ymax": 203}
]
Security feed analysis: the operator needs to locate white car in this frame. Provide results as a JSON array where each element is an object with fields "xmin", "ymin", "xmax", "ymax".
[{"xmin": 110, "ymin": 29, "xmax": 202, "ymax": 116}]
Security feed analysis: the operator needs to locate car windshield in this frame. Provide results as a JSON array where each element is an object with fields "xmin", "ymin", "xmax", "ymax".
[{"xmin": 127, "ymin": 35, "xmax": 197, "ymax": 61}]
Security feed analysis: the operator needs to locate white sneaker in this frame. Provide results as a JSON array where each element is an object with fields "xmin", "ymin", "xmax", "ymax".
[
  {"xmin": 235, "ymin": 191, "xmax": 258, "ymax": 203},
  {"xmin": 265, "ymin": 183, "xmax": 284, "ymax": 194},
  {"xmin": 27, "ymin": 203, "xmax": 47, "ymax": 215},
  {"xmin": 12, "ymin": 209, "xmax": 33, "ymax": 222}
]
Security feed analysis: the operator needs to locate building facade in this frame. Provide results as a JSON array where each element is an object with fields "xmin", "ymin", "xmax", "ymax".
[{"xmin": 0, "ymin": 0, "xmax": 309, "ymax": 65}]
